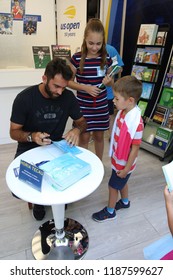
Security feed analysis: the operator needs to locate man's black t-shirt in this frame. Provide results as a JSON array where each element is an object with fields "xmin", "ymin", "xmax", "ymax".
[{"xmin": 10, "ymin": 84, "xmax": 83, "ymax": 156}]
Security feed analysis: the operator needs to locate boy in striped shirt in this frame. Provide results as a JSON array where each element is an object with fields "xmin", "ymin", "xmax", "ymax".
[{"xmin": 92, "ymin": 76, "xmax": 144, "ymax": 222}]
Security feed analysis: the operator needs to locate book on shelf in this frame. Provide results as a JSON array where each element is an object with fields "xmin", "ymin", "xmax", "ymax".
[
  {"xmin": 51, "ymin": 45, "xmax": 71, "ymax": 62},
  {"xmin": 131, "ymin": 65, "xmax": 147, "ymax": 80},
  {"xmin": 138, "ymin": 100, "xmax": 148, "ymax": 116},
  {"xmin": 155, "ymin": 31, "xmax": 167, "ymax": 46},
  {"xmin": 141, "ymin": 82, "xmax": 153, "ymax": 99},
  {"xmin": 162, "ymin": 161, "xmax": 173, "ymax": 192},
  {"xmin": 159, "ymin": 87, "xmax": 173, "ymax": 108},
  {"xmin": 131, "ymin": 63, "xmax": 157, "ymax": 82},
  {"xmin": 164, "ymin": 73, "xmax": 173, "ymax": 88},
  {"xmin": 142, "ymin": 68, "xmax": 157, "ymax": 82},
  {"xmin": 32, "ymin": 46, "xmax": 51, "ymax": 68},
  {"xmin": 153, "ymin": 126, "xmax": 173, "ymax": 150},
  {"xmin": 40, "ymin": 153, "xmax": 91, "ymax": 191},
  {"xmin": 137, "ymin": 24, "xmax": 158, "ymax": 45},
  {"xmin": 142, "ymin": 47, "xmax": 162, "ymax": 64},
  {"xmin": 152, "ymin": 104, "xmax": 170, "ymax": 125},
  {"xmin": 165, "ymin": 109, "xmax": 173, "ymax": 130},
  {"xmin": 142, "ymin": 122, "xmax": 158, "ymax": 144},
  {"xmin": 134, "ymin": 48, "xmax": 145, "ymax": 63},
  {"xmin": 169, "ymin": 56, "xmax": 173, "ymax": 74}
]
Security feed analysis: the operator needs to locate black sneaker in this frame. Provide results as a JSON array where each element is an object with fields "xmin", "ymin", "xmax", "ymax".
[
  {"xmin": 33, "ymin": 204, "xmax": 45, "ymax": 221},
  {"xmin": 115, "ymin": 199, "xmax": 130, "ymax": 210},
  {"xmin": 92, "ymin": 207, "xmax": 116, "ymax": 222}
]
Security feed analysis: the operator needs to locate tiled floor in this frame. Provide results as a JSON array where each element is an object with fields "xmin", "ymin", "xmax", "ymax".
[{"xmin": 0, "ymin": 137, "xmax": 170, "ymax": 260}]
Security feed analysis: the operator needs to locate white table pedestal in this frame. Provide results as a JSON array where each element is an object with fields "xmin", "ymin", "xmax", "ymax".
[{"xmin": 31, "ymin": 204, "xmax": 89, "ymax": 260}]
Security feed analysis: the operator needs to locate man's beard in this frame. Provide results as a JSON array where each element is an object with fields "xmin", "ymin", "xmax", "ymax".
[{"xmin": 45, "ymin": 83, "xmax": 60, "ymax": 99}]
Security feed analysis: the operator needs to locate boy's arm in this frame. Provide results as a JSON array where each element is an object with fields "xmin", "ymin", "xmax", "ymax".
[{"xmin": 117, "ymin": 144, "xmax": 140, "ymax": 178}]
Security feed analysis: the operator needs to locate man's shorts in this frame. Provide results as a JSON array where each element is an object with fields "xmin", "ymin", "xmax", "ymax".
[{"xmin": 108, "ymin": 169, "xmax": 131, "ymax": 190}]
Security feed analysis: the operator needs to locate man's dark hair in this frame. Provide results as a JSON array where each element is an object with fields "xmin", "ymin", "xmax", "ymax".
[{"xmin": 44, "ymin": 58, "xmax": 73, "ymax": 81}]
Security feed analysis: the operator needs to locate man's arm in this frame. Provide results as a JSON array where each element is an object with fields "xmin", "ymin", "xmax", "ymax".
[
  {"xmin": 10, "ymin": 122, "xmax": 51, "ymax": 145},
  {"xmin": 63, "ymin": 116, "xmax": 87, "ymax": 146}
]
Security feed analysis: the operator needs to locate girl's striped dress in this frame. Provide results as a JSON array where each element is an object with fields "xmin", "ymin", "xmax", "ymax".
[{"xmin": 70, "ymin": 52, "xmax": 112, "ymax": 131}]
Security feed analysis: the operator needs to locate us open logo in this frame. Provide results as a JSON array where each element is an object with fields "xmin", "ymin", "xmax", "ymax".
[
  {"xmin": 61, "ymin": 5, "xmax": 80, "ymax": 34},
  {"xmin": 63, "ymin": 5, "xmax": 76, "ymax": 19}
]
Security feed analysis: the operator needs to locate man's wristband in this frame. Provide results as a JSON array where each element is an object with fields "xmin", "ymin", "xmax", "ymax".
[{"xmin": 27, "ymin": 132, "xmax": 33, "ymax": 142}]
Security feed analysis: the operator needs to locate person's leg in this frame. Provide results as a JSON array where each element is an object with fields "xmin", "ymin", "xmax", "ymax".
[
  {"xmin": 107, "ymin": 99, "xmax": 114, "ymax": 139},
  {"xmin": 92, "ymin": 170, "xmax": 118, "ymax": 222},
  {"xmin": 79, "ymin": 131, "xmax": 91, "ymax": 150},
  {"xmin": 115, "ymin": 183, "xmax": 130, "ymax": 210},
  {"xmin": 109, "ymin": 114, "xmax": 114, "ymax": 139},
  {"xmin": 92, "ymin": 130, "xmax": 104, "ymax": 161},
  {"xmin": 108, "ymin": 186, "xmax": 119, "ymax": 209},
  {"xmin": 120, "ymin": 183, "xmax": 128, "ymax": 199}
]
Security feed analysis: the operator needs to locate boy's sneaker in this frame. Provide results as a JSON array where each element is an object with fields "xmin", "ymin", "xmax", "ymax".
[
  {"xmin": 33, "ymin": 204, "xmax": 45, "ymax": 221},
  {"xmin": 115, "ymin": 199, "xmax": 130, "ymax": 210},
  {"xmin": 92, "ymin": 207, "xmax": 116, "ymax": 222}
]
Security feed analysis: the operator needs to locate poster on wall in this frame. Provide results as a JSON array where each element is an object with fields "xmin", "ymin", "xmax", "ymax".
[
  {"xmin": 11, "ymin": 0, "xmax": 25, "ymax": 20},
  {"xmin": 0, "ymin": 13, "xmax": 13, "ymax": 35},
  {"xmin": 23, "ymin": 15, "xmax": 38, "ymax": 35},
  {"xmin": 32, "ymin": 46, "xmax": 51, "ymax": 69},
  {"xmin": 56, "ymin": 0, "xmax": 87, "ymax": 56},
  {"xmin": 51, "ymin": 45, "xmax": 71, "ymax": 62}
]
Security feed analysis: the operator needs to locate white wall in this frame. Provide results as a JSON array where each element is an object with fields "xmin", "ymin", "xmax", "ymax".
[
  {"xmin": 0, "ymin": 68, "xmax": 44, "ymax": 144},
  {"xmin": 0, "ymin": 0, "xmax": 56, "ymax": 144},
  {"xmin": 0, "ymin": 0, "xmax": 56, "ymax": 68}
]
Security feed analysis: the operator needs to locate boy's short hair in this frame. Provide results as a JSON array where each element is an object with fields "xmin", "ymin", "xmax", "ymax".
[{"xmin": 112, "ymin": 75, "xmax": 142, "ymax": 103}]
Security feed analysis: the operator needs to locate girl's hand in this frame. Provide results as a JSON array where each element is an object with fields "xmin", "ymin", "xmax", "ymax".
[
  {"xmin": 85, "ymin": 85, "xmax": 101, "ymax": 97},
  {"xmin": 102, "ymin": 75, "xmax": 113, "ymax": 87}
]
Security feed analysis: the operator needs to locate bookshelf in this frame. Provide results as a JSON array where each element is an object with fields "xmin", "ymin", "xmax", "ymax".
[
  {"xmin": 132, "ymin": 24, "xmax": 169, "ymax": 119},
  {"xmin": 132, "ymin": 23, "xmax": 173, "ymax": 160},
  {"xmin": 140, "ymin": 43, "xmax": 173, "ymax": 160}
]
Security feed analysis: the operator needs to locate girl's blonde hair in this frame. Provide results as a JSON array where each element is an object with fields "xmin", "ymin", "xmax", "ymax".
[{"xmin": 79, "ymin": 18, "xmax": 107, "ymax": 73}]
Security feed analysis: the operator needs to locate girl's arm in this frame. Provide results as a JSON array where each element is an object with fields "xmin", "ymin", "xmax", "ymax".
[{"xmin": 67, "ymin": 63, "xmax": 101, "ymax": 97}]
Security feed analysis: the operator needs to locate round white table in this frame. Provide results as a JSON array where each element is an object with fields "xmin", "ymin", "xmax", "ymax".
[{"xmin": 6, "ymin": 144, "xmax": 104, "ymax": 260}]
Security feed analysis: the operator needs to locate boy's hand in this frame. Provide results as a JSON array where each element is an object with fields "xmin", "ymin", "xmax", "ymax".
[{"xmin": 117, "ymin": 169, "xmax": 128, "ymax": 178}]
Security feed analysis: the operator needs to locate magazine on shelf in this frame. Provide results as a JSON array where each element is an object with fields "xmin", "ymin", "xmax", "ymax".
[
  {"xmin": 142, "ymin": 68, "xmax": 157, "ymax": 82},
  {"xmin": 40, "ymin": 153, "xmax": 91, "ymax": 191},
  {"xmin": 153, "ymin": 126, "xmax": 173, "ymax": 150},
  {"xmin": 137, "ymin": 24, "xmax": 158, "ymax": 45},
  {"xmin": 164, "ymin": 73, "xmax": 173, "ymax": 88},
  {"xmin": 51, "ymin": 45, "xmax": 71, "ymax": 62},
  {"xmin": 32, "ymin": 46, "xmax": 51, "ymax": 68},
  {"xmin": 152, "ymin": 104, "xmax": 170, "ymax": 125},
  {"xmin": 162, "ymin": 161, "xmax": 173, "ymax": 192},
  {"xmin": 142, "ymin": 47, "xmax": 162, "ymax": 64},
  {"xmin": 131, "ymin": 65, "xmax": 147, "ymax": 80},
  {"xmin": 155, "ymin": 31, "xmax": 167, "ymax": 46},
  {"xmin": 131, "ymin": 65, "xmax": 157, "ymax": 82},
  {"xmin": 138, "ymin": 100, "xmax": 148, "ymax": 116},
  {"xmin": 141, "ymin": 82, "xmax": 153, "ymax": 99},
  {"xmin": 159, "ymin": 87, "xmax": 173, "ymax": 108},
  {"xmin": 134, "ymin": 48, "xmax": 145, "ymax": 63},
  {"xmin": 165, "ymin": 109, "xmax": 173, "ymax": 130}
]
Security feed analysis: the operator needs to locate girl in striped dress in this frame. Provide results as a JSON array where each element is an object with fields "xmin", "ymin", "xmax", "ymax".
[{"xmin": 68, "ymin": 18, "xmax": 113, "ymax": 160}]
